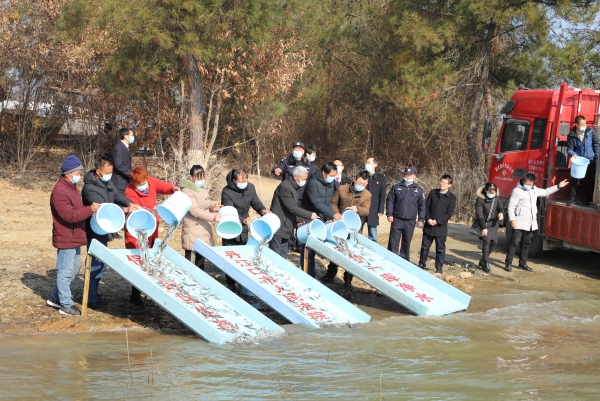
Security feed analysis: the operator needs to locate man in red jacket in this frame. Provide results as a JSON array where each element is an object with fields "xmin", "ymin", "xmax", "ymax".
[{"xmin": 47, "ymin": 155, "xmax": 100, "ymax": 315}]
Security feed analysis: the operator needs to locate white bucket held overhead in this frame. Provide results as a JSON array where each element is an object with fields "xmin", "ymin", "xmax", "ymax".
[
  {"xmin": 342, "ymin": 210, "xmax": 361, "ymax": 231},
  {"xmin": 91, "ymin": 203, "xmax": 125, "ymax": 235},
  {"xmin": 325, "ymin": 220, "xmax": 349, "ymax": 243},
  {"xmin": 296, "ymin": 219, "xmax": 327, "ymax": 244},
  {"xmin": 126, "ymin": 208, "xmax": 157, "ymax": 239},
  {"xmin": 157, "ymin": 191, "xmax": 193, "ymax": 225},
  {"xmin": 570, "ymin": 157, "xmax": 590, "ymax": 179},
  {"xmin": 216, "ymin": 206, "xmax": 243, "ymax": 239},
  {"xmin": 250, "ymin": 213, "xmax": 281, "ymax": 242}
]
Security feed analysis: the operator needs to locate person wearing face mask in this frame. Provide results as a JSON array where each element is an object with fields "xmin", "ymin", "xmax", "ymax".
[
  {"xmin": 567, "ymin": 115, "xmax": 599, "ymax": 205},
  {"xmin": 320, "ymin": 171, "xmax": 372, "ymax": 285},
  {"xmin": 269, "ymin": 166, "xmax": 318, "ymax": 259},
  {"xmin": 386, "ymin": 167, "xmax": 425, "ymax": 262},
  {"xmin": 418, "ymin": 175, "xmax": 457, "ymax": 274},
  {"xmin": 305, "ymin": 145, "xmax": 318, "ymax": 173},
  {"xmin": 222, "ymin": 169, "xmax": 270, "ymax": 291},
  {"xmin": 124, "ymin": 165, "xmax": 179, "ymax": 306},
  {"xmin": 505, "ymin": 173, "xmax": 569, "ymax": 272},
  {"xmin": 361, "ymin": 157, "xmax": 386, "ymax": 243},
  {"xmin": 474, "ymin": 183, "xmax": 504, "ymax": 273},
  {"xmin": 110, "ymin": 127, "xmax": 135, "ymax": 193},
  {"xmin": 272, "ymin": 141, "xmax": 312, "ymax": 182},
  {"xmin": 180, "ymin": 165, "xmax": 222, "ymax": 271},
  {"xmin": 332, "ymin": 158, "xmax": 352, "ymax": 190},
  {"xmin": 81, "ymin": 155, "xmax": 140, "ymax": 310},
  {"xmin": 47, "ymin": 155, "xmax": 100, "ymax": 316},
  {"xmin": 300, "ymin": 162, "xmax": 343, "ymax": 277}
]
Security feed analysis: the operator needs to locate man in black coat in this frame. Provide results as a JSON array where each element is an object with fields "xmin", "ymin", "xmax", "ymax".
[
  {"xmin": 418, "ymin": 175, "xmax": 457, "ymax": 274},
  {"xmin": 386, "ymin": 167, "xmax": 425, "ymax": 262},
  {"xmin": 361, "ymin": 157, "xmax": 386, "ymax": 243},
  {"xmin": 82, "ymin": 156, "xmax": 138, "ymax": 309},
  {"xmin": 269, "ymin": 166, "xmax": 317, "ymax": 259},
  {"xmin": 221, "ymin": 169, "xmax": 269, "ymax": 291},
  {"xmin": 300, "ymin": 162, "xmax": 342, "ymax": 276},
  {"xmin": 110, "ymin": 127, "xmax": 135, "ymax": 193},
  {"xmin": 333, "ymin": 158, "xmax": 352, "ymax": 190}
]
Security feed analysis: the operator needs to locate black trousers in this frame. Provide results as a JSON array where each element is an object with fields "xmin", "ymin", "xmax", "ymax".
[
  {"xmin": 223, "ymin": 237, "xmax": 247, "ymax": 287},
  {"xmin": 505, "ymin": 229, "xmax": 533, "ymax": 267},
  {"xmin": 570, "ymin": 160, "xmax": 596, "ymax": 203},
  {"xmin": 482, "ymin": 239, "xmax": 497, "ymax": 262},
  {"xmin": 387, "ymin": 218, "xmax": 416, "ymax": 261},
  {"xmin": 270, "ymin": 235, "xmax": 289, "ymax": 260},
  {"xmin": 324, "ymin": 262, "xmax": 353, "ymax": 283},
  {"xmin": 419, "ymin": 233, "xmax": 446, "ymax": 270},
  {"xmin": 184, "ymin": 250, "xmax": 205, "ymax": 270}
]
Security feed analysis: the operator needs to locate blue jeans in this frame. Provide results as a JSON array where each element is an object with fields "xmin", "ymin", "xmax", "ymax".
[
  {"xmin": 51, "ymin": 247, "xmax": 81, "ymax": 308},
  {"xmin": 87, "ymin": 238, "xmax": 108, "ymax": 303},
  {"xmin": 360, "ymin": 223, "xmax": 378, "ymax": 243}
]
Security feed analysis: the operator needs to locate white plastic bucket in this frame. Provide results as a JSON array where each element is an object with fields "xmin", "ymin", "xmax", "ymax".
[
  {"xmin": 216, "ymin": 206, "xmax": 243, "ymax": 239},
  {"xmin": 342, "ymin": 210, "xmax": 361, "ymax": 231},
  {"xmin": 157, "ymin": 191, "xmax": 193, "ymax": 225},
  {"xmin": 250, "ymin": 213, "xmax": 281, "ymax": 242},
  {"xmin": 126, "ymin": 208, "xmax": 157, "ymax": 239},
  {"xmin": 91, "ymin": 203, "xmax": 125, "ymax": 235},
  {"xmin": 296, "ymin": 219, "xmax": 326, "ymax": 244},
  {"xmin": 571, "ymin": 157, "xmax": 590, "ymax": 179},
  {"xmin": 325, "ymin": 220, "xmax": 349, "ymax": 243}
]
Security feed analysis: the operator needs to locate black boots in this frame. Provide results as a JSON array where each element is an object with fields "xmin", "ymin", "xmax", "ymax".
[
  {"xmin": 479, "ymin": 259, "xmax": 491, "ymax": 273},
  {"xmin": 504, "ymin": 263, "xmax": 512, "ymax": 272}
]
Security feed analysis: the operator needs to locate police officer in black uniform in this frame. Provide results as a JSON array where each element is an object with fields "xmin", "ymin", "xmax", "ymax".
[
  {"xmin": 386, "ymin": 167, "xmax": 425, "ymax": 261},
  {"xmin": 272, "ymin": 142, "xmax": 312, "ymax": 181}
]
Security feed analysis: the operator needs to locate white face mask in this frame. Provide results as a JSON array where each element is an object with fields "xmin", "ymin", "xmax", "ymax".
[
  {"xmin": 365, "ymin": 163, "xmax": 373, "ymax": 173},
  {"xmin": 195, "ymin": 180, "xmax": 205, "ymax": 188},
  {"xmin": 98, "ymin": 171, "xmax": 112, "ymax": 182},
  {"xmin": 236, "ymin": 182, "xmax": 248, "ymax": 190},
  {"xmin": 297, "ymin": 179, "xmax": 306, "ymax": 187},
  {"xmin": 336, "ymin": 166, "xmax": 343, "ymax": 174},
  {"xmin": 136, "ymin": 182, "xmax": 148, "ymax": 191}
]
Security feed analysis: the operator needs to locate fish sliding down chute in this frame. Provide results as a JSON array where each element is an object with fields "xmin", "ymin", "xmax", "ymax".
[
  {"xmin": 87, "ymin": 239, "xmax": 284, "ymax": 344},
  {"xmin": 194, "ymin": 237, "xmax": 371, "ymax": 328},
  {"xmin": 305, "ymin": 211, "xmax": 471, "ymax": 317}
]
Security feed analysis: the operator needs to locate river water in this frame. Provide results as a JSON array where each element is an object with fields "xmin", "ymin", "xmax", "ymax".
[{"xmin": 1, "ymin": 279, "xmax": 599, "ymax": 400}]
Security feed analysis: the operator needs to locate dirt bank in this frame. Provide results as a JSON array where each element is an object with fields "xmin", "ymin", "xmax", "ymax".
[{"xmin": 1, "ymin": 168, "xmax": 598, "ymax": 336}]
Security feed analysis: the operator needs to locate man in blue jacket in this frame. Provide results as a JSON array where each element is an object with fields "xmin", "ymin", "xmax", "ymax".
[{"xmin": 567, "ymin": 115, "xmax": 599, "ymax": 205}]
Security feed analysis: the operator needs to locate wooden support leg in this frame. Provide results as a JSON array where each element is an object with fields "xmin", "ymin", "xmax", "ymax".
[
  {"xmin": 303, "ymin": 247, "xmax": 309, "ymax": 274},
  {"xmin": 82, "ymin": 255, "xmax": 92, "ymax": 316}
]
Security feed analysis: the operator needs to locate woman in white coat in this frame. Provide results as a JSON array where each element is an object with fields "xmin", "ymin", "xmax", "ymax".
[{"xmin": 505, "ymin": 173, "xmax": 568, "ymax": 272}]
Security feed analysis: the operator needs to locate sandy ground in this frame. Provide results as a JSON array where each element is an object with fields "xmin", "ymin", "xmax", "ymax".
[{"xmin": 0, "ymin": 169, "xmax": 598, "ymax": 336}]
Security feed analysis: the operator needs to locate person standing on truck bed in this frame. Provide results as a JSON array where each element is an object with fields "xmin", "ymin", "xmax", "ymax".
[
  {"xmin": 505, "ymin": 173, "xmax": 569, "ymax": 272},
  {"xmin": 567, "ymin": 115, "xmax": 599, "ymax": 206}
]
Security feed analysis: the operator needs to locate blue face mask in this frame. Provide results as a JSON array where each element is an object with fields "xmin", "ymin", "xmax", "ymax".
[
  {"xmin": 129, "ymin": 135, "xmax": 135, "ymax": 144},
  {"xmin": 100, "ymin": 173, "xmax": 112, "ymax": 182},
  {"xmin": 404, "ymin": 178, "xmax": 414, "ymax": 183},
  {"xmin": 70, "ymin": 175, "xmax": 81, "ymax": 184},
  {"xmin": 354, "ymin": 185, "xmax": 365, "ymax": 192},
  {"xmin": 486, "ymin": 193, "xmax": 496, "ymax": 199},
  {"xmin": 292, "ymin": 150, "xmax": 303, "ymax": 159},
  {"xmin": 136, "ymin": 182, "xmax": 148, "ymax": 191},
  {"xmin": 195, "ymin": 180, "xmax": 205, "ymax": 188},
  {"xmin": 236, "ymin": 182, "xmax": 248, "ymax": 190},
  {"xmin": 579, "ymin": 126, "xmax": 586, "ymax": 132},
  {"xmin": 325, "ymin": 176, "xmax": 335, "ymax": 184},
  {"xmin": 365, "ymin": 163, "xmax": 372, "ymax": 173},
  {"xmin": 523, "ymin": 184, "xmax": 532, "ymax": 191}
]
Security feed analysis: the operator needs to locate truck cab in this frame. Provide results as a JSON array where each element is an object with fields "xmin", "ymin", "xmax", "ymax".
[{"xmin": 487, "ymin": 83, "xmax": 600, "ymax": 256}]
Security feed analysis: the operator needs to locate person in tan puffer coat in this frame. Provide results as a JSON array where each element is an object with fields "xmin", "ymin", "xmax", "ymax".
[{"xmin": 180, "ymin": 165, "xmax": 222, "ymax": 270}]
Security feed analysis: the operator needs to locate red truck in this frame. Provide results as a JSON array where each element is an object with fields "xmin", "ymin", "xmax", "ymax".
[{"xmin": 484, "ymin": 82, "xmax": 600, "ymax": 256}]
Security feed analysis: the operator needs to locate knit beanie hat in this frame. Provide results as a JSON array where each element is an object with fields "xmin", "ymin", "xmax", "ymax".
[{"xmin": 61, "ymin": 155, "xmax": 84, "ymax": 174}]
